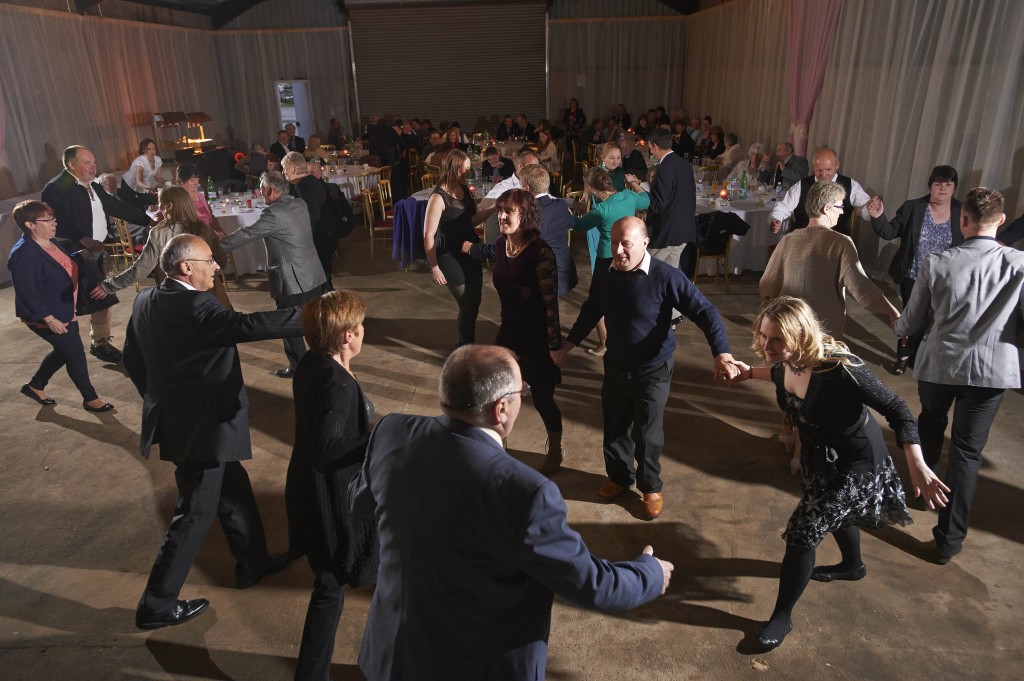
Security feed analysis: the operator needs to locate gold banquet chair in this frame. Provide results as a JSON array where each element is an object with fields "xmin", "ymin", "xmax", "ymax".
[
  {"xmin": 104, "ymin": 219, "xmax": 144, "ymax": 290},
  {"xmin": 360, "ymin": 188, "xmax": 393, "ymax": 258},
  {"xmin": 693, "ymin": 238, "xmax": 732, "ymax": 294}
]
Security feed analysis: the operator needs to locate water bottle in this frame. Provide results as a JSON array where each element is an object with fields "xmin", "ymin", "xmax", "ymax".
[
  {"xmin": 206, "ymin": 176, "xmax": 216, "ymax": 201},
  {"xmin": 740, "ymin": 170, "xmax": 748, "ymax": 200}
]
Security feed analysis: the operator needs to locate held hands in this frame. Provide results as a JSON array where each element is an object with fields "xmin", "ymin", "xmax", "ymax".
[
  {"xmin": 904, "ymin": 444, "xmax": 950, "ymax": 510},
  {"xmin": 769, "ymin": 218, "xmax": 783, "ymax": 234},
  {"xmin": 624, "ymin": 173, "xmax": 640, "ymax": 187},
  {"xmin": 461, "ymin": 241, "xmax": 473, "ymax": 255},
  {"xmin": 553, "ymin": 339, "xmax": 575, "ymax": 367},
  {"xmin": 430, "ymin": 265, "xmax": 447, "ymax": 286},
  {"xmin": 642, "ymin": 545, "xmax": 674, "ymax": 595},
  {"xmin": 726, "ymin": 360, "xmax": 752, "ymax": 386},
  {"xmin": 713, "ymin": 353, "xmax": 740, "ymax": 382},
  {"xmin": 867, "ymin": 196, "xmax": 884, "ymax": 219},
  {"xmin": 89, "ymin": 284, "xmax": 108, "ymax": 300}
]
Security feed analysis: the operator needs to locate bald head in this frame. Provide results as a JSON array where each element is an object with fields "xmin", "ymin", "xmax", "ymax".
[
  {"xmin": 610, "ymin": 217, "xmax": 649, "ymax": 272},
  {"xmin": 439, "ymin": 345, "xmax": 523, "ymax": 435},
  {"xmin": 812, "ymin": 147, "xmax": 839, "ymax": 182}
]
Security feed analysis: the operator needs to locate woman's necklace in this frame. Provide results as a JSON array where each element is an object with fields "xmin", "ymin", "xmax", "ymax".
[
  {"xmin": 930, "ymin": 202, "xmax": 950, "ymax": 221},
  {"xmin": 786, "ymin": 361, "xmax": 807, "ymax": 376},
  {"xmin": 505, "ymin": 237, "xmax": 525, "ymax": 258}
]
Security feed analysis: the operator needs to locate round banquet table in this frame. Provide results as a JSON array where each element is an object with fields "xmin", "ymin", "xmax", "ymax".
[
  {"xmin": 695, "ymin": 192, "xmax": 782, "ymax": 275},
  {"xmin": 212, "ymin": 203, "xmax": 267, "ymax": 275}
]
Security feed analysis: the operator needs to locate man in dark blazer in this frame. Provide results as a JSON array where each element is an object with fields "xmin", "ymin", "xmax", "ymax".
[
  {"xmin": 123, "ymin": 234, "xmax": 303, "ymax": 630},
  {"xmin": 282, "ymin": 151, "xmax": 336, "ymax": 281},
  {"xmin": 41, "ymin": 145, "xmax": 155, "ymax": 362},
  {"xmin": 519, "ymin": 164, "xmax": 577, "ymax": 297},
  {"xmin": 352, "ymin": 345, "xmax": 673, "ymax": 680},
  {"xmin": 221, "ymin": 171, "xmax": 328, "ymax": 377},
  {"xmin": 479, "ymin": 146, "xmax": 515, "ymax": 182},
  {"xmin": 643, "ymin": 128, "xmax": 698, "ymax": 281},
  {"xmin": 270, "ymin": 129, "xmax": 289, "ymax": 161},
  {"xmin": 285, "ymin": 123, "xmax": 306, "ymax": 154}
]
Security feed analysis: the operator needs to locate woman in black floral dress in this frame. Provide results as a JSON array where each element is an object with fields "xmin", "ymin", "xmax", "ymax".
[{"xmin": 730, "ymin": 296, "xmax": 948, "ymax": 651}]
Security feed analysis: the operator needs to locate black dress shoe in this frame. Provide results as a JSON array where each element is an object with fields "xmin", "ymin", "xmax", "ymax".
[
  {"xmin": 756, "ymin": 619, "xmax": 793, "ymax": 651},
  {"xmin": 21, "ymin": 384, "xmax": 56, "ymax": 406},
  {"xmin": 83, "ymin": 401, "xmax": 114, "ymax": 413},
  {"xmin": 90, "ymin": 342, "xmax": 123, "ymax": 363},
  {"xmin": 934, "ymin": 543, "xmax": 962, "ymax": 565},
  {"xmin": 136, "ymin": 598, "xmax": 209, "ymax": 630},
  {"xmin": 236, "ymin": 552, "xmax": 292, "ymax": 589},
  {"xmin": 810, "ymin": 563, "xmax": 867, "ymax": 582},
  {"xmin": 275, "ymin": 368, "xmax": 295, "ymax": 378}
]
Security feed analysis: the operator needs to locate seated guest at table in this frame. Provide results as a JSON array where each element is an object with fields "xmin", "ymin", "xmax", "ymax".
[
  {"xmin": 421, "ymin": 131, "xmax": 445, "ymax": 166},
  {"xmin": 481, "ymin": 149, "xmax": 541, "ymax": 209},
  {"xmin": 687, "ymin": 117, "xmax": 701, "ymax": 141},
  {"xmin": 287, "ymin": 289, "xmax": 379, "ymax": 681},
  {"xmin": 221, "ymin": 171, "xmax": 329, "ymax": 377},
  {"xmin": 538, "ymin": 118, "xmax": 563, "ymax": 141},
  {"xmin": 270, "ymin": 129, "xmax": 290, "ymax": 160},
  {"xmin": 716, "ymin": 133, "xmax": 744, "ymax": 176},
  {"xmin": 398, "ymin": 120, "xmax": 421, "ymax": 156},
  {"xmin": 726, "ymin": 142, "xmax": 769, "ymax": 187},
  {"xmin": 518, "ymin": 164, "xmax": 577, "ymax": 299},
  {"xmin": 496, "ymin": 115, "xmax": 515, "ymax": 141},
  {"xmin": 621, "ymin": 133, "xmax": 648, "ymax": 177},
  {"xmin": 868, "ymin": 165, "xmax": 962, "ymax": 374},
  {"xmin": 462, "ymin": 189, "xmax": 566, "ymax": 472},
  {"xmin": 761, "ymin": 180, "xmax": 898, "ymax": 340},
  {"xmin": 612, "ymin": 103, "xmax": 632, "ymax": 130},
  {"xmin": 283, "ymin": 152, "xmax": 336, "ymax": 282},
  {"xmin": 513, "ymin": 114, "xmax": 537, "ymax": 142},
  {"xmin": 94, "ymin": 186, "xmax": 231, "ymax": 309},
  {"xmin": 771, "ymin": 142, "xmax": 809, "ymax": 190},
  {"xmin": 573, "ymin": 167, "xmax": 650, "ymax": 357},
  {"xmin": 671, "ymin": 121, "xmax": 696, "ymax": 158},
  {"xmin": 536, "ymin": 128, "xmax": 560, "ymax": 174},
  {"xmin": 655, "ymin": 106, "xmax": 671, "ymax": 126},
  {"xmin": 9, "ymin": 200, "xmax": 114, "ymax": 412},
  {"xmin": 235, "ymin": 143, "xmax": 268, "ymax": 176},
  {"xmin": 998, "ymin": 212, "xmax": 1024, "ymax": 245},
  {"xmin": 98, "ymin": 173, "xmax": 148, "ymax": 245},
  {"xmin": 702, "ymin": 126, "xmax": 726, "ymax": 161},
  {"xmin": 578, "ymin": 118, "xmax": 605, "ymax": 155},
  {"xmin": 267, "ymin": 153, "xmax": 282, "ymax": 173},
  {"xmin": 286, "ymin": 123, "xmax": 306, "ymax": 154},
  {"xmin": 694, "ymin": 116, "xmax": 713, "ymax": 151},
  {"xmin": 367, "ymin": 117, "xmax": 399, "ymax": 168},
  {"xmin": 121, "ymin": 138, "xmax": 162, "ymax": 208},
  {"xmin": 176, "ymin": 164, "xmax": 223, "ymax": 235},
  {"xmin": 562, "ymin": 98, "xmax": 586, "ymax": 137},
  {"xmin": 480, "ymin": 147, "xmax": 515, "ymax": 182},
  {"xmin": 304, "ymin": 135, "xmax": 327, "ymax": 162},
  {"xmin": 635, "ymin": 114, "xmax": 651, "ymax": 140},
  {"xmin": 448, "ymin": 122, "xmax": 471, "ymax": 149},
  {"xmin": 770, "ymin": 147, "xmax": 871, "ymax": 236},
  {"xmin": 598, "ymin": 141, "xmax": 626, "ymax": 192},
  {"xmin": 326, "ymin": 118, "xmax": 346, "ymax": 149},
  {"xmin": 424, "ymin": 150, "xmax": 497, "ymax": 348}
]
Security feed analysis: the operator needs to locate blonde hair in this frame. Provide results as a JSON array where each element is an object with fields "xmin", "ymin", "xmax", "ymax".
[
  {"xmin": 518, "ymin": 164, "xmax": 550, "ymax": 194},
  {"xmin": 282, "ymin": 151, "xmax": 307, "ymax": 175},
  {"xmin": 600, "ymin": 142, "xmax": 622, "ymax": 162},
  {"xmin": 751, "ymin": 296, "xmax": 860, "ymax": 370},
  {"xmin": 805, "ymin": 180, "xmax": 846, "ymax": 219},
  {"xmin": 437, "ymin": 149, "xmax": 470, "ymax": 191}
]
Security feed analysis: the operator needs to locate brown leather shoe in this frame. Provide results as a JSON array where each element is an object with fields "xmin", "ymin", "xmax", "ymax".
[
  {"xmin": 642, "ymin": 492, "xmax": 664, "ymax": 519},
  {"xmin": 598, "ymin": 480, "xmax": 627, "ymax": 499}
]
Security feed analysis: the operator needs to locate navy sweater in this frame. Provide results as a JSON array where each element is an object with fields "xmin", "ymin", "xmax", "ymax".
[{"xmin": 567, "ymin": 255, "xmax": 730, "ymax": 372}]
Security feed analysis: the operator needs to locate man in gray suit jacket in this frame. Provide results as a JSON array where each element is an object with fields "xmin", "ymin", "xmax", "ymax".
[
  {"xmin": 895, "ymin": 187, "xmax": 1024, "ymax": 565},
  {"xmin": 352, "ymin": 345, "xmax": 673, "ymax": 680},
  {"xmin": 221, "ymin": 171, "xmax": 328, "ymax": 377}
]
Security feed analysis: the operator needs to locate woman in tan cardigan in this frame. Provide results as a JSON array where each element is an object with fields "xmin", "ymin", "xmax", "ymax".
[{"xmin": 96, "ymin": 186, "xmax": 232, "ymax": 308}]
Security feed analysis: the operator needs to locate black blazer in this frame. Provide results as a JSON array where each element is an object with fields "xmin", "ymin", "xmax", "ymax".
[
  {"xmin": 480, "ymin": 157, "xmax": 515, "ymax": 181},
  {"xmin": 288, "ymin": 135, "xmax": 307, "ymax": 154},
  {"xmin": 122, "ymin": 279, "xmax": 303, "ymax": 464},
  {"xmin": 647, "ymin": 151, "xmax": 697, "ymax": 246},
  {"xmin": 41, "ymin": 170, "xmax": 150, "ymax": 246},
  {"xmin": 537, "ymin": 195, "xmax": 578, "ymax": 297},
  {"xmin": 288, "ymin": 352, "xmax": 378, "ymax": 586},
  {"xmin": 291, "ymin": 174, "xmax": 330, "ymax": 238},
  {"xmin": 8, "ymin": 236, "xmax": 92, "ymax": 323},
  {"xmin": 872, "ymin": 195, "xmax": 963, "ymax": 284},
  {"xmin": 270, "ymin": 141, "xmax": 288, "ymax": 160}
]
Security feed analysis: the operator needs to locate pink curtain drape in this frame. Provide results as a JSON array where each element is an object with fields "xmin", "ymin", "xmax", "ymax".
[{"xmin": 786, "ymin": 0, "xmax": 843, "ymax": 156}]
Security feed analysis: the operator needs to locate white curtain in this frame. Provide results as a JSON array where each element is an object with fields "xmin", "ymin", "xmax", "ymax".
[
  {"xmin": 682, "ymin": 0, "xmax": 790, "ymax": 155},
  {"xmin": 0, "ymin": 5, "xmax": 357, "ymax": 199},
  {"xmin": 811, "ymin": 0, "xmax": 1024, "ymax": 263},
  {"xmin": 548, "ymin": 17, "xmax": 686, "ymax": 126}
]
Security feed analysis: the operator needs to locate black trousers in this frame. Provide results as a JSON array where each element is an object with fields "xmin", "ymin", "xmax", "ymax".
[
  {"xmin": 276, "ymin": 284, "xmax": 329, "ymax": 369},
  {"xmin": 139, "ymin": 460, "xmax": 269, "ymax": 616},
  {"xmin": 28, "ymin": 320, "xmax": 98, "ymax": 401},
  {"xmin": 437, "ymin": 252, "xmax": 483, "ymax": 347},
  {"xmin": 313, "ymin": 230, "xmax": 338, "ymax": 282},
  {"xmin": 601, "ymin": 356, "xmax": 673, "ymax": 493},
  {"xmin": 295, "ymin": 554, "xmax": 346, "ymax": 681},
  {"xmin": 918, "ymin": 380, "xmax": 1004, "ymax": 552}
]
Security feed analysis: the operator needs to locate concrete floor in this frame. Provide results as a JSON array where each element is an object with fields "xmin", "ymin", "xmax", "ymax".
[{"xmin": 1, "ymin": 228, "xmax": 1021, "ymax": 681}]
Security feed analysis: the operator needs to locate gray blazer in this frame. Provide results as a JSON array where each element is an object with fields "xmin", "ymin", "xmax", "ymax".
[
  {"xmin": 220, "ymin": 194, "xmax": 327, "ymax": 299},
  {"xmin": 895, "ymin": 237, "xmax": 1024, "ymax": 389}
]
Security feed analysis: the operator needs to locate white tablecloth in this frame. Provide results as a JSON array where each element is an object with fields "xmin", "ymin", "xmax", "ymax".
[
  {"xmin": 695, "ymin": 195, "xmax": 781, "ymax": 275},
  {"xmin": 213, "ymin": 205, "xmax": 266, "ymax": 275}
]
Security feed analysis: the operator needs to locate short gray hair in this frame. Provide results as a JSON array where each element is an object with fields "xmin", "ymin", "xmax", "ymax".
[
  {"xmin": 281, "ymin": 151, "xmax": 306, "ymax": 174},
  {"xmin": 260, "ymin": 170, "xmax": 290, "ymax": 195},
  {"xmin": 160, "ymin": 234, "xmax": 204, "ymax": 274},
  {"xmin": 749, "ymin": 142, "xmax": 765, "ymax": 156},
  {"xmin": 439, "ymin": 345, "xmax": 518, "ymax": 413},
  {"xmin": 515, "ymin": 148, "xmax": 540, "ymax": 167},
  {"xmin": 805, "ymin": 180, "xmax": 846, "ymax": 219}
]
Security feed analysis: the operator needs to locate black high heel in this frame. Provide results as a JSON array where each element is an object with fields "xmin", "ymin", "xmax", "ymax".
[
  {"xmin": 83, "ymin": 400, "xmax": 114, "ymax": 413},
  {"xmin": 21, "ymin": 384, "xmax": 56, "ymax": 406}
]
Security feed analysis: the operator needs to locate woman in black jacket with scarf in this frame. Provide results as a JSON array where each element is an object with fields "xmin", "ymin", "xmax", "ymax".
[{"xmin": 869, "ymin": 165, "xmax": 962, "ymax": 373}]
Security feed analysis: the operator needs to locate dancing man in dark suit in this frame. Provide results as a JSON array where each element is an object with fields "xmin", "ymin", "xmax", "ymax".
[
  {"xmin": 352, "ymin": 345, "xmax": 673, "ymax": 680},
  {"xmin": 124, "ymin": 234, "xmax": 303, "ymax": 630},
  {"xmin": 641, "ymin": 128, "xmax": 698, "ymax": 281},
  {"xmin": 221, "ymin": 171, "xmax": 328, "ymax": 378}
]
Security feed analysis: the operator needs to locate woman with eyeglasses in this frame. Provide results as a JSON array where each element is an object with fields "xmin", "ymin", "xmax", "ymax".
[
  {"xmin": 462, "ymin": 189, "xmax": 565, "ymax": 474},
  {"xmin": 760, "ymin": 180, "xmax": 898, "ymax": 340},
  {"xmin": 727, "ymin": 296, "xmax": 946, "ymax": 651},
  {"xmin": 91, "ymin": 186, "xmax": 231, "ymax": 309},
  {"xmin": 8, "ymin": 200, "xmax": 113, "ymax": 412}
]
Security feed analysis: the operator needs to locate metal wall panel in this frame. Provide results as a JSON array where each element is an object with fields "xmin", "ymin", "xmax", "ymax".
[
  {"xmin": 348, "ymin": 3, "xmax": 547, "ymax": 134},
  {"xmin": 549, "ymin": 0, "xmax": 678, "ymax": 18},
  {"xmin": 224, "ymin": 0, "xmax": 347, "ymax": 29}
]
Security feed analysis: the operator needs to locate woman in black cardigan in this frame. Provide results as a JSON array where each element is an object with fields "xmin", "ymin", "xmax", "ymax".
[
  {"xmin": 868, "ymin": 165, "xmax": 962, "ymax": 373},
  {"xmin": 286, "ymin": 289, "xmax": 379, "ymax": 681},
  {"xmin": 8, "ymin": 200, "xmax": 113, "ymax": 411}
]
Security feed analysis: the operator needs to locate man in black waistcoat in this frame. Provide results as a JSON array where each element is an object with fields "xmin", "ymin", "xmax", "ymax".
[{"xmin": 769, "ymin": 147, "xmax": 872, "ymax": 237}]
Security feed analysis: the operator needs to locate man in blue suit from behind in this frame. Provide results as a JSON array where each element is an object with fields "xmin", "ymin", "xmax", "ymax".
[{"xmin": 353, "ymin": 345, "xmax": 674, "ymax": 680}]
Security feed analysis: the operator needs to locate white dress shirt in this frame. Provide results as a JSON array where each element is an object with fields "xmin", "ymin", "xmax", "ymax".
[
  {"xmin": 485, "ymin": 173, "xmax": 521, "ymax": 200},
  {"xmin": 770, "ymin": 173, "xmax": 872, "ymax": 226}
]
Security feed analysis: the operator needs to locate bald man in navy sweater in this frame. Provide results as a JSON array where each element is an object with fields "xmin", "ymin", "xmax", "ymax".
[{"xmin": 560, "ymin": 217, "xmax": 737, "ymax": 519}]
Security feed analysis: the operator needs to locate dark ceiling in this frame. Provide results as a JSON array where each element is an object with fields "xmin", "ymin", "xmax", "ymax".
[{"xmin": 74, "ymin": 0, "xmax": 271, "ymax": 29}]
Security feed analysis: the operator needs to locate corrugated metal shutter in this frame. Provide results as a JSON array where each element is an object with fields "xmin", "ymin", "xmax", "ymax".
[{"xmin": 349, "ymin": 3, "xmax": 547, "ymax": 134}]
